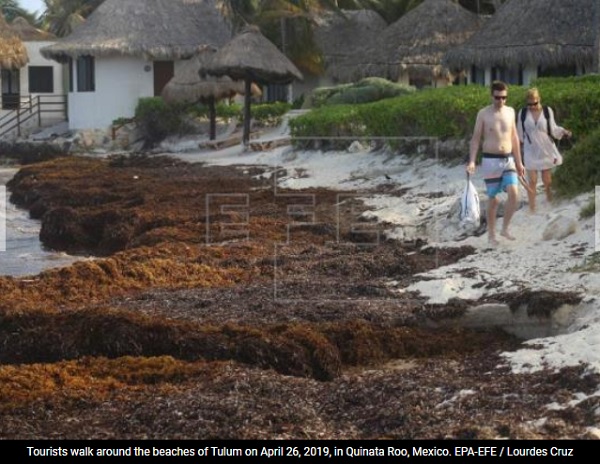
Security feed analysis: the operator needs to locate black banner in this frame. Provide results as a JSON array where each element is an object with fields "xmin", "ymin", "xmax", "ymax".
[{"xmin": 4, "ymin": 440, "xmax": 596, "ymax": 462}]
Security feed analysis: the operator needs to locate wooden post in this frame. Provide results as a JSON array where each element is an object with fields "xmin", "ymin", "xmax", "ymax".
[
  {"xmin": 243, "ymin": 77, "xmax": 252, "ymax": 146},
  {"xmin": 208, "ymin": 96, "xmax": 217, "ymax": 141}
]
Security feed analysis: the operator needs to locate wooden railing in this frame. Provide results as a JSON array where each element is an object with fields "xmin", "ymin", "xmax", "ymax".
[{"xmin": 0, "ymin": 94, "xmax": 67, "ymax": 139}]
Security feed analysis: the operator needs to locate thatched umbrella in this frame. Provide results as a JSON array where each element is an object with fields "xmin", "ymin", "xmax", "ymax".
[
  {"xmin": 443, "ymin": 0, "xmax": 597, "ymax": 72},
  {"xmin": 370, "ymin": 0, "xmax": 482, "ymax": 83},
  {"xmin": 204, "ymin": 25, "xmax": 303, "ymax": 145},
  {"xmin": 313, "ymin": 9, "xmax": 387, "ymax": 83},
  {"xmin": 162, "ymin": 53, "xmax": 261, "ymax": 140},
  {"xmin": 0, "ymin": 14, "xmax": 28, "ymax": 69},
  {"xmin": 41, "ymin": 0, "xmax": 232, "ymax": 62},
  {"xmin": 10, "ymin": 16, "xmax": 56, "ymax": 41}
]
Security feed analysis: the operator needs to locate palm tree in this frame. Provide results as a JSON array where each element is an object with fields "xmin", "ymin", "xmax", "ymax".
[
  {"xmin": 40, "ymin": 0, "xmax": 102, "ymax": 37},
  {"xmin": 0, "ymin": 0, "xmax": 37, "ymax": 23}
]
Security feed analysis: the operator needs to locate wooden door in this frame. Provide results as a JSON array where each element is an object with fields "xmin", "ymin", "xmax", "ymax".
[{"xmin": 153, "ymin": 61, "xmax": 174, "ymax": 97}]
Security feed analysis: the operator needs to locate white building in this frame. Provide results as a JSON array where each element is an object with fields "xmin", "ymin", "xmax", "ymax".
[
  {"xmin": 0, "ymin": 17, "xmax": 65, "ymax": 138},
  {"xmin": 41, "ymin": 0, "xmax": 232, "ymax": 131}
]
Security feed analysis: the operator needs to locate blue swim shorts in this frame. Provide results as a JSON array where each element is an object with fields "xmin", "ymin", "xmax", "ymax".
[{"xmin": 481, "ymin": 153, "xmax": 519, "ymax": 199}]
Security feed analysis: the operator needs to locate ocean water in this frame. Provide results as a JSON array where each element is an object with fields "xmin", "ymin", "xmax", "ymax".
[{"xmin": 0, "ymin": 168, "xmax": 81, "ymax": 277}]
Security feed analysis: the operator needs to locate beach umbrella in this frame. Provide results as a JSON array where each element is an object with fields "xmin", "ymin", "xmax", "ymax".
[
  {"xmin": 0, "ymin": 14, "xmax": 28, "ymax": 69},
  {"xmin": 204, "ymin": 25, "xmax": 303, "ymax": 145},
  {"xmin": 162, "ymin": 53, "xmax": 261, "ymax": 140}
]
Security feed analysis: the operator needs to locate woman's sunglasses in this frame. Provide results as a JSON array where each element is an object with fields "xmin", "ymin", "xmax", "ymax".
[{"xmin": 527, "ymin": 101, "xmax": 539, "ymax": 106}]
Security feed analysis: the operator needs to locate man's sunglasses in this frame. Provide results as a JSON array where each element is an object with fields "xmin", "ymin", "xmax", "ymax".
[
  {"xmin": 494, "ymin": 95, "xmax": 507, "ymax": 100},
  {"xmin": 527, "ymin": 101, "xmax": 539, "ymax": 106}
]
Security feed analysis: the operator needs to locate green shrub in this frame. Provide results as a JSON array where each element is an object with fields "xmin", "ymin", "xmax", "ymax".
[
  {"xmin": 553, "ymin": 126, "xmax": 600, "ymax": 198},
  {"xmin": 291, "ymin": 84, "xmax": 492, "ymax": 142},
  {"xmin": 251, "ymin": 101, "xmax": 292, "ymax": 126},
  {"xmin": 311, "ymin": 77, "xmax": 415, "ymax": 108},
  {"xmin": 189, "ymin": 101, "xmax": 291, "ymax": 127},
  {"xmin": 134, "ymin": 97, "xmax": 192, "ymax": 148}
]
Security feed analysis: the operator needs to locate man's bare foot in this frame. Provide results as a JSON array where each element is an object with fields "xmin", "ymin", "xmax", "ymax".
[
  {"xmin": 488, "ymin": 236, "xmax": 499, "ymax": 246},
  {"xmin": 500, "ymin": 230, "xmax": 516, "ymax": 240}
]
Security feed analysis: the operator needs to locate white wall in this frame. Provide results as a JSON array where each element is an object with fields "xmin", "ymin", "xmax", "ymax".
[
  {"xmin": 21, "ymin": 41, "xmax": 63, "ymax": 96},
  {"xmin": 68, "ymin": 56, "xmax": 154, "ymax": 130}
]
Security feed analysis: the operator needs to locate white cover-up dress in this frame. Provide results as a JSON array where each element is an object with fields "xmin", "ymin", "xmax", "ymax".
[{"xmin": 516, "ymin": 107, "xmax": 567, "ymax": 171}]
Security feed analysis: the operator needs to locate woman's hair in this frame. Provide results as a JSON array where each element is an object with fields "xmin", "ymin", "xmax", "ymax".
[{"xmin": 526, "ymin": 87, "xmax": 541, "ymax": 101}]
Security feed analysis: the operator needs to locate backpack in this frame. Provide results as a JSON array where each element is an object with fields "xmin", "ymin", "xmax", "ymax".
[{"xmin": 519, "ymin": 105, "xmax": 557, "ymax": 145}]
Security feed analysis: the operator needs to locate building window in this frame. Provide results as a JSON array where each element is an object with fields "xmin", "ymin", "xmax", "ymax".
[
  {"xmin": 28, "ymin": 66, "xmax": 54, "ymax": 93},
  {"xmin": 470, "ymin": 66, "xmax": 485, "ymax": 85},
  {"xmin": 491, "ymin": 66, "xmax": 523, "ymax": 85},
  {"xmin": 77, "ymin": 55, "xmax": 95, "ymax": 92}
]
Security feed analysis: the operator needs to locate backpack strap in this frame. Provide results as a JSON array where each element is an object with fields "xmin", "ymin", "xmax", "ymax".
[
  {"xmin": 543, "ymin": 105, "xmax": 555, "ymax": 141},
  {"xmin": 520, "ymin": 107, "xmax": 531, "ymax": 144}
]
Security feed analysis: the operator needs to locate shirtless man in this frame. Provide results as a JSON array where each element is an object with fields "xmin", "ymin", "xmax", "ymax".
[{"xmin": 467, "ymin": 81, "xmax": 524, "ymax": 246}]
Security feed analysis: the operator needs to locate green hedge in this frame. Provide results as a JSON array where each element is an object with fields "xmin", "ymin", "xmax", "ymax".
[
  {"xmin": 310, "ymin": 77, "xmax": 416, "ymax": 107},
  {"xmin": 191, "ymin": 101, "xmax": 292, "ymax": 126},
  {"xmin": 291, "ymin": 75, "xmax": 600, "ymax": 140},
  {"xmin": 553, "ymin": 126, "xmax": 600, "ymax": 198},
  {"xmin": 291, "ymin": 84, "xmax": 490, "ymax": 140}
]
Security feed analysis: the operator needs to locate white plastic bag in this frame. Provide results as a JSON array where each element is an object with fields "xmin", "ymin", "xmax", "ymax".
[{"xmin": 459, "ymin": 176, "xmax": 480, "ymax": 225}]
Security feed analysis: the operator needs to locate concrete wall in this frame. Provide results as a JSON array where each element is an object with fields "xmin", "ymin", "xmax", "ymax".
[{"xmin": 68, "ymin": 56, "xmax": 154, "ymax": 130}]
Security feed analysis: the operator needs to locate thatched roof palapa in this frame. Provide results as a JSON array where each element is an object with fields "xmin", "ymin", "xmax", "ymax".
[
  {"xmin": 313, "ymin": 9, "xmax": 387, "ymax": 83},
  {"xmin": 161, "ymin": 53, "xmax": 262, "ymax": 104},
  {"xmin": 443, "ymin": 0, "xmax": 598, "ymax": 71},
  {"xmin": 41, "ymin": 0, "xmax": 233, "ymax": 62},
  {"xmin": 11, "ymin": 17, "xmax": 56, "ymax": 42},
  {"xmin": 162, "ymin": 51, "xmax": 261, "ymax": 140},
  {"xmin": 204, "ymin": 25, "xmax": 303, "ymax": 145},
  {"xmin": 0, "ymin": 14, "xmax": 28, "ymax": 69},
  {"xmin": 204, "ymin": 25, "xmax": 303, "ymax": 85},
  {"xmin": 370, "ymin": 0, "xmax": 482, "ymax": 81}
]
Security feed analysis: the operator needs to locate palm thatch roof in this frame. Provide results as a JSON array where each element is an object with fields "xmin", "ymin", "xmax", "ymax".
[
  {"xmin": 41, "ymin": 0, "xmax": 232, "ymax": 63},
  {"xmin": 204, "ymin": 25, "xmax": 303, "ymax": 85},
  {"xmin": 161, "ymin": 52, "xmax": 261, "ymax": 104},
  {"xmin": 205, "ymin": 25, "xmax": 302, "ymax": 145},
  {"xmin": 313, "ymin": 9, "xmax": 387, "ymax": 83},
  {"xmin": 11, "ymin": 17, "xmax": 56, "ymax": 42},
  {"xmin": 443, "ymin": 0, "xmax": 598, "ymax": 70},
  {"xmin": 0, "ymin": 14, "xmax": 28, "ymax": 69},
  {"xmin": 369, "ymin": 0, "xmax": 482, "ymax": 81}
]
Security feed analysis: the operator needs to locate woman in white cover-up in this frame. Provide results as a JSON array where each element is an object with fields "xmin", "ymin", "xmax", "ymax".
[{"xmin": 516, "ymin": 88, "xmax": 571, "ymax": 213}]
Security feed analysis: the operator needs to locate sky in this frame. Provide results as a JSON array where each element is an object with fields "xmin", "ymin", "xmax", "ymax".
[{"xmin": 18, "ymin": 0, "xmax": 45, "ymax": 15}]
